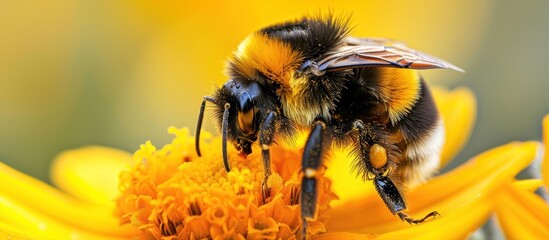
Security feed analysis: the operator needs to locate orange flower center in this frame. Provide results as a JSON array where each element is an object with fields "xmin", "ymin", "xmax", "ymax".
[{"xmin": 115, "ymin": 127, "xmax": 337, "ymax": 239}]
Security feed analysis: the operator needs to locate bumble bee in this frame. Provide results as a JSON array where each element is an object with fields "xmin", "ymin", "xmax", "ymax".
[{"xmin": 195, "ymin": 14, "xmax": 462, "ymax": 237}]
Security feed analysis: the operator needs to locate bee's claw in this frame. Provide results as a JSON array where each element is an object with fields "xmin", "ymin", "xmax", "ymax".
[{"xmin": 398, "ymin": 211, "xmax": 440, "ymax": 224}]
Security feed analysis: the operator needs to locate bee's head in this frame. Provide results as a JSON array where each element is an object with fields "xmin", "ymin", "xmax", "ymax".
[
  {"xmin": 195, "ymin": 77, "xmax": 279, "ymax": 171},
  {"xmin": 225, "ymin": 79, "xmax": 262, "ymax": 157},
  {"xmin": 216, "ymin": 79, "xmax": 263, "ymax": 157},
  {"xmin": 201, "ymin": 80, "xmax": 265, "ymax": 165}
]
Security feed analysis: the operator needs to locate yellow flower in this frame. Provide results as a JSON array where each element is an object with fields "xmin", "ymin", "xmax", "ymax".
[
  {"xmin": 0, "ymin": 86, "xmax": 543, "ymax": 239},
  {"xmin": 493, "ymin": 115, "xmax": 549, "ymax": 239}
]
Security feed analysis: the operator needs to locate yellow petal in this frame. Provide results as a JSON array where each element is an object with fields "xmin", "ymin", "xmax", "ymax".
[
  {"xmin": 314, "ymin": 232, "xmax": 376, "ymax": 240},
  {"xmin": 495, "ymin": 182, "xmax": 549, "ymax": 239},
  {"xmin": 317, "ymin": 196, "xmax": 492, "ymax": 240},
  {"xmin": 50, "ymin": 146, "xmax": 133, "ymax": 206},
  {"xmin": 0, "ymin": 221, "xmax": 28, "ymax": 239},
  {"xmin": 512, "ymin": 179, "xmax": 544, "ymax": 192},
  {"xmin": 0, "ymin": 195, "xmax": 128, "ymax": 240},
  {"xmin": 0, "ymin": 161, "xmax": 138, "ymax": 237},
  {"xmin": 542, "ymin": 114, "xmax": 549, "ymax": 188},
  {"xmin": 328, "ymin": 141, "xmax": 539, "ymax": 233},
  {"xmin": 431, "ymin": 86, "xmax": 477, "ymax": 167}
]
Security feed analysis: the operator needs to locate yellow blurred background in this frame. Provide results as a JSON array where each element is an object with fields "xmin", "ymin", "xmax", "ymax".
[{"xmin": 1, "ymin": 0, "xmax": 548, "ymax": 183}]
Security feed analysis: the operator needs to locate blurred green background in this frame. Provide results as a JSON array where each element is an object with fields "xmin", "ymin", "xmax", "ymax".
[{"xmin": 1, "ymin": 0, "xmax": 548, "ymax": 183}]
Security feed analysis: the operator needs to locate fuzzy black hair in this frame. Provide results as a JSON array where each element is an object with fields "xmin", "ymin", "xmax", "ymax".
[{"xmin": 260, "ymin": 14, "xmax": 351, "ymax": 59}]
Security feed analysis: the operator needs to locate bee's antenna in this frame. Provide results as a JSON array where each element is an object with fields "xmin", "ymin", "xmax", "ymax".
[
  {"xmin": 195, "ymin": 96, "xmax": 216, "ymax": 157},
  {"xmin": 222, "ymin": 103, "xmax": 231, "ymax": 172}
]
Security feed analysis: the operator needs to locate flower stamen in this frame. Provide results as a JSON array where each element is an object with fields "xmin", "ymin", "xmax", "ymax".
[{"xmin": 115, "ymin": 127, "xmax": 336, "ymax": 239}]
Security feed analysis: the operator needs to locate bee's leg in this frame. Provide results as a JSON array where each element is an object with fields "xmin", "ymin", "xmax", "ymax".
[
  {"xmin": 374, "ymin": 176, "xmax": 440, "ymax": 224},
  {"xmin": 195, "ymin": 96, "xmax": 217, "ymax": 157},
  {"xmin": 353, "ymin": 119, "xmax": 439, "ymax": 224},
  {"xmin": 258, "ymin": 111, "xmax": 277, "ymax": 202},
  {"xmin": 300, "ymin": 120, "xmax": 328, "ymax": 239}
]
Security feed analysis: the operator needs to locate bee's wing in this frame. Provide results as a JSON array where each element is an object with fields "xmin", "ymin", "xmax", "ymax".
[{"xmin": 308, "ymin": 37, "xmax": 463, "ymax": 73}]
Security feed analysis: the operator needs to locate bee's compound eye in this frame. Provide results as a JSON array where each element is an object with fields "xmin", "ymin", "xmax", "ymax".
[{"xmin": 237, "ymin": 91, "xmax": 256, "ymax": 135}]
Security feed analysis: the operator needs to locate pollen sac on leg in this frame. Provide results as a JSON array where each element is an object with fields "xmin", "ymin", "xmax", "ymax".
[{"xmin": 369, "ymin": 143, "xmax": 388, "ymax": 169}]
